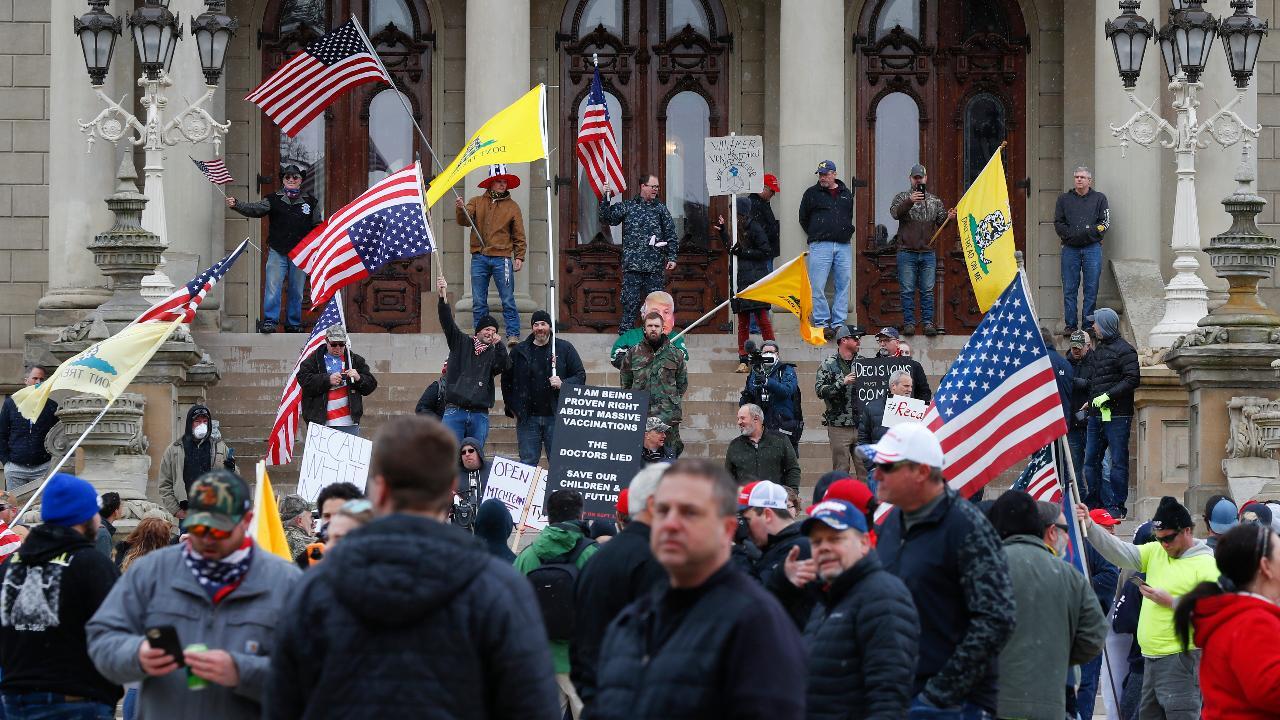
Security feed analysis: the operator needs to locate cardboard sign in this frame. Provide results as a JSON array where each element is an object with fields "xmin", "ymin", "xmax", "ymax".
[
  {"xmin": 296, "ymin": 423, "xmax": 372, "ymax": 501},
  {"xmin": 883, "ymin": 395, "xmax": 928, "ymax": 427},
  {"xmin": 704, "ymin": 135, "xmax": 764, "ymax": 196},
  {"xmin": 548, "ymin": 384, "xmax": 649, "ymax": 521},
  {"xmin": 523, "ymin": 470, "xmax": 548, "ymax": 531},
  {"xmin": 852, "ymin": 357, "xmax": 919, "ymax": 405},
  {"xmin": 482, "ymin": 456, "xmax": 540, "ymax": 523}
]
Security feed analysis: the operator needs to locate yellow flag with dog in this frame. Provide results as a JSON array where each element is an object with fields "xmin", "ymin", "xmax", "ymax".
[{"xmin": 956, "ymin": 143, "xmax": 1017, "ymax": 312}]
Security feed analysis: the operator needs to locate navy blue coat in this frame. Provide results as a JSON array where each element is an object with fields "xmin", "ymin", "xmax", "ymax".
[{"xmin": 0, "ymin": 396, "xmax": 57, "ymax": 467}]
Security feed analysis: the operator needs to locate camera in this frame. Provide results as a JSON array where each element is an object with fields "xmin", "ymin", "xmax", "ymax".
[
  {"xmin": 450, "ymin": 474, "xmax": 481, "ymax": 532},
  {"xmin": 915, "ymin": 182, "xmax": 927, "ymax": 194}
]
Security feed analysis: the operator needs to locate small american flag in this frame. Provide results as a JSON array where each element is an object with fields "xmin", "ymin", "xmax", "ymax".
[
  {"xmin": 1011, "ymin": 445, "xmax": 1062, "ymax": 503},
  {"xmin": 925, "ymin": 274, "xmax": 1069, "ymax": 497},
  {"xmin": 191, "ymin": 156, "xmax": 233, "ymax": 185},
  {"xmin": 266, "ymin": 298, "xmax": 343, "ymax": 465},
  {"xmin": 0, "ymin": 521, "xmax": 21, "ymax": 564},
  {"xmin": 133, "ymin": 239, "xmax": 250, "ymax": 324},
  {"xmin": 247, "ymin": 19, "xmax": 391, "ymax": 138},
  {"xmin": 576, "ymin": 67, "xmax": 626, "ymax": 200},
  {"xmin": 290, "ymin": 162, "xmax": 433, "ymax": 309}
]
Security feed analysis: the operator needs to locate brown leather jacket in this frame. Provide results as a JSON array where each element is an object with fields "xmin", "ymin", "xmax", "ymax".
[{"xmin": 456, "ymin": 192, "xmax": 527, "ymax": 259}]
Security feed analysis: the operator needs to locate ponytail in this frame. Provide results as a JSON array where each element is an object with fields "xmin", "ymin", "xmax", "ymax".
[
  {"xmin": 1174, "ymin": 523, "xmax": 1277, "ymax": 651},
  {"xmin": 1173, "ymin": 580, "xmax": 1225, "ymax": 651}
]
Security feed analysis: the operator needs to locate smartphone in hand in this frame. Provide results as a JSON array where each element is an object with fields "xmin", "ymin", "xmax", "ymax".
[{"xmin": 145, "ymin": 625, "xmax": 185, "ymax": 667}]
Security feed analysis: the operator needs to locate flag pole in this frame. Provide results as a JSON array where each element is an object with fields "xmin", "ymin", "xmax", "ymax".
[
  {"xmin": 669, "ymin": 299, "xmax": 731, "ymax": 345},
  {"xmin": 333, "ymin": 288, "xmax": 354, "ymax": 371},
  {"xmin": 728, "ymin": 132, "xmax": 739, "ymax": 339},
  {"xmin": 11, "ymin": 402, "xmax": 114, "ymax": 527},
  {"xmin": 542, "ymin": 74, "xmax": 558, "ymax": 377},
  {"xmin": 189, "ymin": 155, "xmax": 228, "ymax": 198}
]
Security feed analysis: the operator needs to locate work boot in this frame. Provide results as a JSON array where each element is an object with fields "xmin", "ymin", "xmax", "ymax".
[
  {"xmin": 506, "ymin": 335, "xmax": 520, "ymax": 348},
  {"xmin": 823, "ymin": 326, "xmax": 836, "ymax": 341},
  {"xmin": 735, "ymin": 362, "xmax": 749, "ymax": 373},
  {"xmin": 257, "ymin": 320, "xmax": 277, "ymax": 334},
  {"xmin": 902, "ymin": 324, "xmax": 916, "ymax": 337},
  {"xmin": 284, "ymin": 325, "xmax": 304, "ymax": 333},
  {"xmin": 923, "ymin": 322, "xmax": 938, "ymax": 336}
]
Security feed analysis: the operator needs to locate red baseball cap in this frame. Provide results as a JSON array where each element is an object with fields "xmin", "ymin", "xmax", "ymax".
[
  {"xmin": 821, "ymin": 479, "xmax": 875, "ymax": 515},
  {"xmin": 737, "ymin": 481, "xmax": 759, "ymax": 510},
  {"xmin": 763, "ymin": 173, "xmax": 780, "ymax": 193},
  {"xmin": 1089, "ymin": 508, "xmax": 1121, "ymax": 527},
  {"xmin": 617, "ymin": 488, "xmax": 630, "ymax": 516}
]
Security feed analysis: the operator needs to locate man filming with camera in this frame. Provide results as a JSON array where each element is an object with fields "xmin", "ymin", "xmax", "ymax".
[
  {"xmin": 452, "ymin": 438, "xmax": 491, "ymax": 532},
  {"xmin": 890, "ymin": 164, "xmax": 956, "ymax": 337},
  {"xmin": 738, "ymin": 340, "xmax": 803, "ymax": 455}
]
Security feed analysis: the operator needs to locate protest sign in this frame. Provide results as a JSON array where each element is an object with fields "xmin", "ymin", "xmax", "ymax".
[
  {"xmin": 548, "ymin": 384, "xmax": 649, "ymax": 521},
  {"xmin": 482, "ymin": 455, "xmax": 540, "ymax": 523},
  {"xmin": 704, "ymin": 135, "xmax": 764, "ymax": 196},
  {"xmin": 296, "ymin": 423, "xmax": 372, "ymax": 501},
  {"xmin": 853, "ymin": 356, "xmax": 918, "ymax": 405},
  {"xmin": 883, "ymin": 395, "xmax": 928, "ymax": 427},
  {"xmin": 522, "ymin": 470, "xmax": 548, "ymax": 531}
]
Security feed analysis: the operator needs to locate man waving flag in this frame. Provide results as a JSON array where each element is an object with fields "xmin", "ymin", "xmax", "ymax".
[
  {"xmin": 577, "ymin": 67, "xmax": 625, "ymax": 200},
  {"xmin": 265, "ymin": 298, "xmax": 342, "ymax": 465}
]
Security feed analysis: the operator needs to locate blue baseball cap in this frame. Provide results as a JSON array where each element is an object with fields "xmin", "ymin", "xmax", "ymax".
[
  {"xmin": 815, "ymin": 160, "xmax": 837, "ymax": 174},
  {"xmin": 1207, "ymin": 496, "xmax": 1239, "ymax": 534},
  {"xmin": 801, "ymin": 499, "xmax": 868, "ymax": 535}
]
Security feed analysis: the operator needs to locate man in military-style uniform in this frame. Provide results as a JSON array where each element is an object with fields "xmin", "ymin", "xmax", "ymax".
[
  {"xmin": 620, "ymin": 312, "xmax": 688, "ymax": 457},
  {"xmin": 599, "ymin": 174, "xmax": 679, "ymax": 333},
  {"xmin": 815, "ymin": 325, "xmax": 864, "ymax": 475}
]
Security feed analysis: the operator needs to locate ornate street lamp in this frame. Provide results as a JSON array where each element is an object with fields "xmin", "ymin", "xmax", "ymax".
[
  {"xmin": 128, "ymin": 1, "xmax": 182, "ymax": 80},
  {"xmin": 191, "ymin": 0, "xmax": 238, "ymax": 86},
  {"xmin": 1157, "ymin": 21, "xmax": 1180, "ymax": 80},
  {"xmin": 73, "ymin": 0, "xmax": 121, "ymax": 87},
  {"xmin": 1219, "ymin": 0, "xmax": 1270, "ymax": 89},
  {"xmin": 1169, "ymin": 0, "xmax": 1218, "ymax": 83},
  {"xmin": 1106, "ymin": 0, "xmax": 1154, "ymax": 89}
]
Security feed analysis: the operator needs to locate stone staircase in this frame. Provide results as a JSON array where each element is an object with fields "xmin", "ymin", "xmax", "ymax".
[{"xmin": 197, "ymin": 330, "xmax": 972, "ymax": 498}]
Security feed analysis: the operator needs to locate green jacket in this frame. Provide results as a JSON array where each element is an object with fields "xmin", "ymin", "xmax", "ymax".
[
  {"xmin": 815, "ymin": 354, "xmax": 860, "ymax": 427},
  {"xmin": 997, "ymin": 535, "xmax": 1107, "ymax": 720},
  {"xmin": 619, "ymin": 337, "xmax": 688, "ymax": 424},
  {"xmin": 724, "ymin": 433, "xmax": 801, "ymax": 490},
  {"xmin": 514, "ymin": 522, "xmax": 600, "ymax": 674},
  {"xmin": 1083, "ymin": 518, "xmax": 1219, "ymax": 656}
]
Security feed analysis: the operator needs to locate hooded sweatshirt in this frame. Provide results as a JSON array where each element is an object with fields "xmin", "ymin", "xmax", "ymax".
[
  {"xmin": 1192, "ymin": 592, "xmax": 1280, "ymax": 719},
  {"xmin": 265, "ymin": 514, "xmax": 560, "ymax": 719},
  {"xmin": 474, "ymin": 498, "xmax": 516, "ymax": 563},
  {"xmin": 513, "ymin": 521, "xmax": 600, "ymax": 674},
  {"xmin": 158, "ymin": 404, "xmax": 231, "ymax": 515},
  {"xmin": 1084, "ymin": 308, "xmax": 1141, "ymax": 417},
  {"xmin": 457, "ymin": 438, "xmax": 492, "ymax": 498}
]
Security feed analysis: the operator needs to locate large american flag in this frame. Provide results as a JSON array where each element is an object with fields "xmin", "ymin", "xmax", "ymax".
[
  {"xmin": 266, "ymin": 297, "xmax": 343, "ymax": 466},
  {"xmin": 576, "ymin": 67, "xmax": 625, "ymax": 200},
  {"xmin": 924, "ymin": 274, "xmax": 1069, "ymax": 497},
  {"xmin": 247, "ymin": 19, "xmax": 391, "ymax": 138},
  {"xmin": 1010, "ymin": 445, "xmax": 1062, "ymax": 503},
  {"xmin": 290, "ymin": 162, "xmax": 433, "ymax": 309},
  {"xmin": 133, "ymin": 239, "xmax": 250, "ymax": 324},
  {"xmin": 191, "ymin": 156, "xmax": 232, "ymax": 185}
]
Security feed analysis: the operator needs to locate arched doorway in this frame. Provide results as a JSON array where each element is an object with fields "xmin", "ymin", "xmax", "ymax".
[
  {"xmin": 259, "ymin": 0, "xmax": 434, "ymax": 332},
  {"xmin": 557, "ymin": 0, "xmax": 732, "ymax": 333},
  {"xmin": 854, "ymin": 0, "xmax": 1029, "ymax": 333}
]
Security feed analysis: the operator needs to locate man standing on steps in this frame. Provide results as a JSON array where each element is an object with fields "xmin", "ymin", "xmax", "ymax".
[
  {"xmin": 725, "ymin": 405, "xmax": 801, "ymax": 493},
  {"xmin": 298, "ymin": 325, "xmax": 378, "ymax": 438},
  {"xmin": 620, "ymin": 312, "xmax": 688, "ymax": 458},
  {"xmin": 1055, "ymin": 166, "xmax": 1110, "ymax": 336},
  {"xmin": 158, "ymin": 404, "xmax": 234, "ymax": 521},
  {"xmin": 799, "ymin": 160, "xmax": 855, "ymax": 340},
  {"xmin": 456, "ymin": 164, "xmax": 527, "ymax": 348},
  {"xmin": 436, "ymin": 276, "xmax": 510, "ymax": 450},
  {"xmin": 875, "ymin": 327, "xmax": 932, "ymax": 402},
  {"xmin": 600, "ymin": 174, "xmax": 678, "ymax": 334},
  {"xmin": 502, "ymin": 310, "xmax": 586, "ymax": 466},
  {"xmin": 815, "ymin": 325, "xmax": 864, "ymax": 475},
  {"xmin": 890, "ymin": 164, "xmax": 956, "ymax": 337}
]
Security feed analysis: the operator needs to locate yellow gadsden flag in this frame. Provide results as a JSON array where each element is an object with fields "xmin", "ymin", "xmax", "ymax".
[
  {"xmin": 250, "ymin": 462, "xmax": 293, "ymax": 562},
  {"xmin": 956, "ymin": 144, "xmax": 1017, "ymax": 311},
  {"xmin": 12, "ymin": 317, "xmax": 183, "ymax": 421},
  {"xmin": 426, "ymin": 85, "xmax": 548, "ymax": 207},
  {"xmin": 735, "ymin": 253, "xmax": 827, "ymax": 346}
]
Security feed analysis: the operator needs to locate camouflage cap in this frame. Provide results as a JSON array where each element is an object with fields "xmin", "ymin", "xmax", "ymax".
[
  {"xmin": 186, "ymin": 469, "xmax": 252, "ymax": 531},
  {"xmin": 646, "ymin": 416, "xmax": 670, "ymax": 433},
  {"xmin": 278, "ymin": 494, "xmax": 311, "ymax": 523}
]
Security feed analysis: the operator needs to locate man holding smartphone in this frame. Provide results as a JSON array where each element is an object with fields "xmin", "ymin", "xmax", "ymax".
[
  {"xmin": 88, "ymin": 470, "xmax": 301, "ymax": 720},
  {"xmin": 889, "ymin": 165, "xmax": 957, "ymax": 337}
]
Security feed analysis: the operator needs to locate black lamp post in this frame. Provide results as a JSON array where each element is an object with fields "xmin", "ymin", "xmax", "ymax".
[
  {"xmin": 1170, "ymin": 0, "xmax": 1218, "ymax": 83},
  {"xmin": 191, "ymin": 0, "xmax": 238, "ymax": 86},
  {"xmin": 1106, "ymin": 0, "xmax": 1155, "ymax": 89},
  {"xmin": 1218, "ymin": 0, "xmax": 1270, "ymax": 89},
  {"xmin": 128, "ymin": 1, "xmax": 182, "ymax": 81},
  {"xmin": 73, "ymin": 0, "xmax": 121, "ymax": 87}
]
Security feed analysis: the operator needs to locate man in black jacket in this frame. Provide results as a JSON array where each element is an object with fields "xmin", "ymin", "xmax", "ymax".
[
  {"xmin": 1065, "ymin": 330, "xmax": 1093, "ymax": 477},
  {"xmin": 874, "ymin": 327, "xmax": 932, "ymax": 402},
  {"xmin": 1082, "ymin": 307, "xmax": 1140, "ymax": 519},
  {"xmin": 799, "ymin": 160, "xmax": 855, "ymax": 339},
  {"xmin": 0, "ymin": 472, "xmax": 121, "ymax": 716},
  {"xmin": 227, "ymin": 164, "xmax": 321, "ymax": 334},
  {"xmin": 436, "ymin": 276, "xmax": 511, "ymax": 449},
  {"xmin": 571, "ymin": 464, "xmax": 667, "ymax": 713},
  {"xmin": 590, "ymin": 459, "xmax": 804, "ymax": 720},
  {"xmin": 741, "ymin": 480, "xmax": 812, "ymax": 630},
  {"xmin": 785, "ymin": 499, "xmax": 919, "ymax": 720},
  {"xmin": 266, "ymin": 415, "xmax": 560, "ymax": 719},
  {"xmin": 297, "ymin": 325, "xmax": 378, "ymax": 436},
  {"xmin": 415, "ymin": 361, "xmax": 448, "ymax": 420},
  {"xmin": 502, "ymin": 309, "xmax": 586, "ymax": 465},
  {"xmin": 1054, "ymin": 166, "xmax": 1110, "ymax": 335},
  {"xmin": 0, "ymin": 365, "xmax": 57, "ymax": 491}
]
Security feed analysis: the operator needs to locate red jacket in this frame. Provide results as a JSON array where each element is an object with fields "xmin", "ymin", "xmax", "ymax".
[{"xmin": 1193, "ymin": 593, "xmax": 1280, "ymax": 719}]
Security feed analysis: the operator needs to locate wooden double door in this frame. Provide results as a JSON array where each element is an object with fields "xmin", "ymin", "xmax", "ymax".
[{"xmin": 854, "ymin": 0, "xmax": 1030, "ymax": 333}]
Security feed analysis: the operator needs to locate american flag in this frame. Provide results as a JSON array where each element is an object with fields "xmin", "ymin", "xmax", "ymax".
[
  {"xmin": 576, "ymin": 67, "xmax": 625, "ymax": 200},
  {"xmin": 924, "ymin": 274, "xmax": 1069, "ymax": 497},
  {"xmin": 191, "ymin": 156, "xmax": 233, "ymax": 185},
  {"xmin": 1011, "ymin": 445, "xmax": 1062, "ymax": 503},
  {"xmin": 290, "ymin": 162, "xmax": 433, "ymax": 309},
  {"xmin": 133, "ymin": 239, "xmax": 250, "ymax": 324},
  {"xmin": 0, "ymin": 521, "xmax": 21, "ymax": 564},
  {"xmin": 266, "ymin": 297, "xmax": 342, "ymax": 465},
  {"xmin": 246, "ymin": 19, "xmax": 391, "ymax": 138}
]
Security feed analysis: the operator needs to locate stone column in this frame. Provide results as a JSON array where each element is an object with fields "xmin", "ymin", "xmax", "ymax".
[
  {"xmin": 461, "ymin": 0, "xmax": 534, "ymax": 330},
  {"xmin": 776, "ymin": 0, "xmax": 845, "ymax": 275}
]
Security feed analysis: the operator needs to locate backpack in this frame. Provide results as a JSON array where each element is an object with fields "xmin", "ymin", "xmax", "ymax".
[{"xmin": 527, "ymin": 534, "xmax": 595, "ymax": 642}]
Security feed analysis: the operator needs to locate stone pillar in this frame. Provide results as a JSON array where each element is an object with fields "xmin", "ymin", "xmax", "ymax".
[
  {"xmin": 777, "ymin": 0, "xmax": 844, "ymax": 267},
  {"xmin": 1132, "ymin": 367, "xmax": 1191, "ymax": 521},
  {"xmin": 460, "ymin": 0, "xmax": 534, "ymax": 330}
]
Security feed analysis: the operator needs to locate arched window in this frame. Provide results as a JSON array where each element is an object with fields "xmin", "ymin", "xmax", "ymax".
[
  {"xmin": 581, "ymin": 0, "xmax": 622, "ymax": 35},
  {"xmin": 665, "ymin": 91, "xmax": 710, "ymax": 249},
  {"xmin": 667, "ymin": 0, "xmax": 709, "ymax": 35},
  {"xmin": 577, "ymin": 91, "xmax": 623, "ymax": 245},
  {"xmin": 873, "ymin": 93, "xmax": 920, "ymax": 242},
  {"xmin": 876, "ymin": 0, "xmax": 920, "ymax": 38},
  {"xmin": 963, "ymin": 93, "xmax": 1007, "ymax": 187},
  {"xmin": 370, "ymin": 0, "xmax": 412, "ymax": 34},
  {"xmin": 368, "ymin": 89, "xmax": 413, "ymax": 185}
]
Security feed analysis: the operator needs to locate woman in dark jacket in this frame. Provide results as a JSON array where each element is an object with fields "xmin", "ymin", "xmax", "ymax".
[{"xmin": 727, "ymin": 200, "xmax": 776, "ymax": 372}]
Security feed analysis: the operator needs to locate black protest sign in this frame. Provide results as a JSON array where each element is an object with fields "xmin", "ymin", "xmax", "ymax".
[
  {"xmin": 853, "ymin": 356, "xmax": 918, "ymax": 405},
  {"xmin": 549, "ymin": 384, "xmax": 650, "ymax": 521}
]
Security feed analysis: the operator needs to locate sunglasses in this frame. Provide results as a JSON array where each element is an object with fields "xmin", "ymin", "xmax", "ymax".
[
  {"xmin": 1155, "ymin": 531, "xmax": 1181, "ymax": 545},
  {"xmin": 187, "ymin": 524, "xmax": 233, "ymax": 540},
  {"xmin": 875, "ymin": 460, "xmax": 912, "ymax": 473},
  {"xmin": 461, "ymin": 448, "xmax": 478, "ymax": 456},
  {"xmin": 1054, "ymin": 523, "xmax": 1071, "ymax": 534},
  {"xmin": 328, "ymin": 341, "xmax": 346, "ymax": 348}
]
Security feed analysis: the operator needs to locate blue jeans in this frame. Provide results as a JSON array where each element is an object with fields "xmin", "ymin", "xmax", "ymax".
[
  {"xmin": 122, "ymin": 688, "xmax": 136, "ymax": 720},
  {"xmin": 1, "ymin": 694, "xmax": 113, "ymax": 720},
  {"xmin": 263, "ymin": 248, "xmax": 305, "ymax": 327},
  {"xmin": 1084, "ymin": 414, "xmax": 1132, "ymax": 515},
  {"xmin": 443, "ymin": 406, "xmax": 490, "ymax": 449},
  {"xmin": 807, "ymin": 241, "xmax": 851, "ymax": 328},
  {"xmin": 908, "ymin": 696, "xmax": 992, "ymax": 719},
  {"xmin": 1078, "ymin": 654, "xmax": 1103, "ymax": 720},
  {"xmin": 897, "ymin": 250, "xmax": 937, "ymax": 326},
  {"xmin": 516, "ymin": 415, "xmax": 555, "ymax": 465},
  {"xmin": 1061, "ymin": 243, "xmax": 1102, "ymax": 329},
  {"xmin": 471, "ymin": 254, "xmax": 520, "ymax": 337},
  {"xmin": 1067, "ymin": 426, "xmax": 1086, "ymax": 483}
]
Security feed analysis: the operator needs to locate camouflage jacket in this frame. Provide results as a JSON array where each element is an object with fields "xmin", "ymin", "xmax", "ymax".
[
  {"xmin": 284, "ymin": 524, "xmax": 313, "ymax": 562},
  {"xmin": 889, "ymin": 190, "xmax": 948, "ymax": 251},
  {"xmin": 609, "ymin": 328, "xmax": 688, "ymax": 369},
  {"xmin": 619, "ymin": 337, "xmax": 688, "ymax": 423},
  {"xmin": 599, "ymin": 197, "xmax": 679, "ymax": 273},
  {"xmin": 815, "ymin": 354, "xmax": 861, "ymax": 427}
]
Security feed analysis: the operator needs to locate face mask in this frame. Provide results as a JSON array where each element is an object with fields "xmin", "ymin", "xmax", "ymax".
[
  {"xmin": 192, "ymin": 423, "xmax": 209, "ymax": 441},
  {"xmin": 761, "ymin": 353, "xmax": 778, "ymax": 365},
  {"xmin": 285, "ymin": 187, "xmax": 301, "ymax": 198}
]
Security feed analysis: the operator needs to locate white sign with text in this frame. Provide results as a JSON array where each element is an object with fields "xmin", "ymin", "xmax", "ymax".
[
  {"xmin": 704, "ymin": 135, "xmax": 764, "ymax": 196},
  {"xmin": 296, "ymin": 423, "xmax": 372, "ymax": 501},
  {"xmin": 482, "ymin": 456, "xmax": 540, "ymax": 523},
  {"xmin": 882, "ymin": 396, "xmax": 928, "ymax": 428}
]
